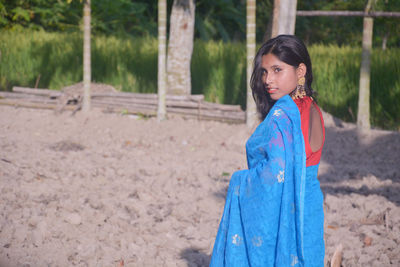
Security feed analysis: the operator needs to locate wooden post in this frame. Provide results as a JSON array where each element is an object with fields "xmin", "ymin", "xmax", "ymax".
[
  {"xmin": 357, "ymin": 0, "xmax": 375, "ymax": 130},
  {"xmin": 246, "ymin": 0, "xmax": 257, "ymax": 128},
  {"xmin": 82, "ymin": 0, "xmax": 91, "ymax": 112},
  {"xmin": 157, "ymin": 0, "xmax": 167, "ymax": 121}
]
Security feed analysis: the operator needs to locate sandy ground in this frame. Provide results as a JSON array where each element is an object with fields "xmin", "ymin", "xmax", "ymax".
[{"xmin": 0, "ymin": 104, "xmax": 399, "ymax": 267}]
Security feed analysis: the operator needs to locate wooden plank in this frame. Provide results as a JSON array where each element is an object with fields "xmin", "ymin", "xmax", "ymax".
[
  {"xmin": 12, "ymin": 87, "xmax": 61, "ymax": 97},
  {"xmin": 167, "ymin": 106, "xmax": 245, "ymax": 120},
  {"xmin": 92, "ymin": 92, "xmax": 204, "ymax": 101},
  {"xmin": 0, "ymin": 98, "xmax": 245, "ymax": 122},
  {"xmin": 5, "ymin": 86, "xmax": 244, "ymax": 123},
  {"xmin": 91, "ymin": 103, "xmax": 156, "ymax": 116},
  {"xmin": 92, "ymin": 99, "xmax": 244, "ymax": 119},
  {"xmin": 199, "ymin": 101, "xmax": 243, "ymax": 112},
  {"xmin": 91, "ymin": 99, "xmax": 157, "ymax": 111},
  {"xmin": 92, "ymin": 96, "xmax": 242, "ymax": 111},
  {"xmin": 0, "ymin": 97, "xmax": 58, "ymax": 105},
  {"xmin": 0, "ymin": 99, "xmax": 69, "ymax": 110},
  {"xmin": 12, "ymin": 86, "xmax": 205, "ymax": 102},
  {"xmin": 0, "ymin": 91, "xmax": 52, "ymax": 99}
]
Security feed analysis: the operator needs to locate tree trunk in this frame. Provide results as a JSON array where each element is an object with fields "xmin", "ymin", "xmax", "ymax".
[
  {"xmin": 82, "ymin": 0, "xmax": 91, "ymax": 112},
  {"xmin": 167, "ymin": 0, "xmax": 195, "ymax": 95},
  {"xmin": 271, "ymin": 0, "xmax": 280, "ymax": 37},
  {"xmin": 157, "ymin": 0, "xmax": 167, "ymax": 120},
  {"xmin": 246, "ymin": 0, "xmax": 257, "ymax": 128},
  {"xmin": 357, "ymin": 0, "xmax": 374, "ymax": 130},
  {"xmin": 271, "ymin": 0, "xmax": 297, "ymax": 37}
]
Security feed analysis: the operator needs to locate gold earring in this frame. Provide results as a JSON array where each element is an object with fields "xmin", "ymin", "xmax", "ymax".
[{"xmin": 291, "ymin": 77, "xmax": 306, "ymax": 99}]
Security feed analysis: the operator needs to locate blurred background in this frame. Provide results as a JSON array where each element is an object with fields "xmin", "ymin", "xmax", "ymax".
[{"xmin": 0, "ymin": 0, "xmax": 399, "ymax": 129}]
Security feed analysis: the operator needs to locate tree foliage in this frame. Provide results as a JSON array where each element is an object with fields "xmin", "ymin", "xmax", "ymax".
[
  {"xmin": 0, "ymin": 0, "xmax": 399, "ymax": 46},
  {"xmin": 296, "ymin": 0, "xmax": 400, "ymax": 47}
]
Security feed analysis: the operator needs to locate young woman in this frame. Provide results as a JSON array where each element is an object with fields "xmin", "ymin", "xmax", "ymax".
[{"xmin": 210, "ymin": 35, "xmax": 325, "ymax": 266}]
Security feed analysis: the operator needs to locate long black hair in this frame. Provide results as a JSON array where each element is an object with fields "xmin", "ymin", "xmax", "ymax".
[{"xmin": 250, "ymin": 35, "xmax": 315, "ymax": 120}]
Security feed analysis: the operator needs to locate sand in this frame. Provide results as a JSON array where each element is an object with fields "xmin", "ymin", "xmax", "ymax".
[{"xmin": 0, "ymin": 105, "xmax": 399, "ymax": 266}]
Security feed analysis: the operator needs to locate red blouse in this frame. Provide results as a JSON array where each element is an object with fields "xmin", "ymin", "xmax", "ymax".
[{"xmin": 293, "ymin": 96, "xmax": 325, "ymax": 167}]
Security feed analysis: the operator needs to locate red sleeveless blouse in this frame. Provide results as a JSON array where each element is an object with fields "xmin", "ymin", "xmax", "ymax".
[{"xmin": 293, "ymin": 96, "xmax": 325, "ymax": 167}]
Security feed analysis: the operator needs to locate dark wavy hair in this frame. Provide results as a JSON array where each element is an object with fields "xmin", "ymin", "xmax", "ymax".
[{"xmin": 250, "ymin": 35, "xmax": 315, "ymax": 120}]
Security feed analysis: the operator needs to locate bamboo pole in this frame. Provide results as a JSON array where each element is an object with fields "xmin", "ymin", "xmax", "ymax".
[
  {"xmin": 157, "ymin": 0, "xmax": 167, "ymax": 121},
  {"xmin": 297, "ymin": 10, "xmax": 400, "ymax": 17},
  {"xmin": 246, "ymin": 0, "xmax": 257, "ymax": 128},
  {"xmin": 357, "ymin": 0, "xmax": 375, "ymax": 130},
  {"xmin": 82, "ymin": 0, "xmax": 91, "ymax": 112}
]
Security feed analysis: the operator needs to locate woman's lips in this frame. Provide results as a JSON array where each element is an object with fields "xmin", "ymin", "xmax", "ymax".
[{"xmin": 268, "ymin": 88, "xmax": 278, "ymax": 94}]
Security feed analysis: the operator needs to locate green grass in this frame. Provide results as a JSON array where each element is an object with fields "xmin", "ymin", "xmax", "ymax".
[
  {"xmin": 310, "ymin": 45, "xmax": 400, "ymax": 130},
  {"xmin": 192, "ymin": 40, "xmax": 247, "ymax": 107},
  {"xmin": 1, "ymin": 30, "xmax": 399, "ymax": 129},
  {"xmin": 0, "ymin": 30, "xmax": 157, "ymax": 93}
]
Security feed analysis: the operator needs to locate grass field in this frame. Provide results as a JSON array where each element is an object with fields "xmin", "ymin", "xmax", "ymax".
[{"xmin": 1, "ymin": 30, "xmax": 399, "ymax": 129}]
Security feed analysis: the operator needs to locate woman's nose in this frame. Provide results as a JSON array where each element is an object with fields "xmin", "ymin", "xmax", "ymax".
[{"xmin": 266, "ymin": 74, "xmax": 273, "ymax": 85}]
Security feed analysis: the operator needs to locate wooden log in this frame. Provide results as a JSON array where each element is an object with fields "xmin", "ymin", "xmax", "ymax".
[
  {"xmin": 92, "ymin": 96, "xmax": 242, "ymax": 111},
  {"xmin": 91, "ymin": 99, "xmax": 157, "ymax": 111},
  {"xmin": 0, "ymin": 91, "xmax": 53, "ymax": 100},
  {"xmin": 98, "ymin": 105, "xmax": 243, "ymax": 123},
  {"xmin": 91, "ymin": 103, "xmax": 156, "ymax": 116},
  {"xmin": 92, "ymin": 99, "xmax": 244, "ymax": 120},
  {"xmin": 0, "ymin": 97, "xmax": 245, "ymax": 122},
  {"xmin": 166, "ymin": 106, "xmax": 245, "ymax": 120},
  {"xmin": 12, "ymin": 87, "xmax": 61, "ymax": 97},
  {"xmin": 6, "ymin": 86, "xmax": 244, "ymax": 122},
  {"xmin": 2, "ymin": 91, "xmax": 241, "ymax": 114},
  {"xmin": 199, "ymin": 101, "xmax": 243, "ymax": 112},
  {"xmin": 92, "ymin": 96, "xmax": 158, "ymax": 106},
  {"xmin": 12, "ymin": 86, "xmax": 205, "ymax": 102},
  {"xmin": 0, "ymin": 99, "xmax": 70, "ymax": 110},
  {"xmin": 167, "ymin": 111, "xmax": 245, "ymax": 123},
  {"xmin": 92, "ymin": 92, "xmax": 204, "ymax": 101},
  {"xmin": 0, "ymin": 97, "xmax": 58, "ymax": 105}
]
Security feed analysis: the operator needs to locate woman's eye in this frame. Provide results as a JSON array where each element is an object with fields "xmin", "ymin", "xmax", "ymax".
[{"xmin": 273, "ymin": 68, "xmax": 281, "ymax": 73}]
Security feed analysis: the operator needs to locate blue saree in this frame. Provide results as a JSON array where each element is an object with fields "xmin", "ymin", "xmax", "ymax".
[{"xmin": 210, "ymin": 95, "xmax": 324, "ymax": 266}]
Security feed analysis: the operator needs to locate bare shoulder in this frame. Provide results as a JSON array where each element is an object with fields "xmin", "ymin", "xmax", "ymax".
[{"xmin": 309, "ymin": 102, "xmax": 324, "ymax": 152}]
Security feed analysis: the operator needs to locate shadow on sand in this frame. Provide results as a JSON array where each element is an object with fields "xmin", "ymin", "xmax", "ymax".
[
  {"xmin": 318, "ymin": 123, "xmax": 400, "ymax": 205},
  {"xmin": 212, "ymin": 120, "xmax": 400, "ymax": 205},
  {"xmin": 180, "ymin": 247, "xmax": 211, "ymax": 267}
]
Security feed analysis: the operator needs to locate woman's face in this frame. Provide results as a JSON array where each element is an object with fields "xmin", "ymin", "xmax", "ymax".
[{"xmin": 261, "ymin": 53, "xmax": 300, "ymax": 101}]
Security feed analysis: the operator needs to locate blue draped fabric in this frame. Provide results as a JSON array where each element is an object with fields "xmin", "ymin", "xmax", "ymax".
[{"xmin": 210, "ymin": 95, "xmax": 324, "ymax": 266}]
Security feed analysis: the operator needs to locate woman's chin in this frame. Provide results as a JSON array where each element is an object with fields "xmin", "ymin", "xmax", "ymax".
[{"xmin": 270, "ymin": 94, "xmax": 283, "ymax": 101}]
